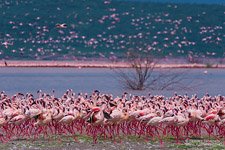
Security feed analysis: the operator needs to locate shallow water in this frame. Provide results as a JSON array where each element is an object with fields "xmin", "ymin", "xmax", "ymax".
[
  {"xmin": 121, "ymin": 0, "xmax": 225, "ymax": 4},
  {"xmin": 0, "ymin": 67, "xmax": 224, "ymax": 97}
]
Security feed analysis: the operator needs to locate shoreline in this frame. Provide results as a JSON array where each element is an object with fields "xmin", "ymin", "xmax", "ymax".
[{"xmin": 0, "ymin": 60, "xmax": 225, "ymax": 68}]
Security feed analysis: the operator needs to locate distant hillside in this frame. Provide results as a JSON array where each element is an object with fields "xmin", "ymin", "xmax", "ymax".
[{"xmin": 0, "ymin": 0, "xmax": 225, "ymax": 60}]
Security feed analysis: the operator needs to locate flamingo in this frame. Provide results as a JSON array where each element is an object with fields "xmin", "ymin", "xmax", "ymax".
[
  {"xmin": 52, "ymin": 108, "xmax": 64, "ymax": 121},
  {"xmin": 33, "ymin": 111, "xmax": 50, "ymax": 126},
  {"xmin": 218, "ymin": 108, "xmax": 225, "ymax": 120},
  {"xmin": 87, "ymin": 105, "xmax": 106, "ymax": 125},
  {"xmin": 26, "ymin": 108, "xmax": 42, "ymax": 119},
  {"xmin": 187, "ymin": 109, "xmax": 204, "ymax": 121},
  {"xmin": 59, "ymin": 115, "xmax": 75, "ymax": 124},
  {"xmin": 147, "ymin": 115, "xmax": 163, "ymax": 126},
  {"xmin": 9, "ymin": 114, "xmax": 27, "ymax": 125},
  {"xmin": 58, "ymin": 107, "xmax": 76, "ymax": 124},
  {"xmin": 138, "ymin": 112, "xmax": 157, "ymax": 123},
  {"xmin": 0, "ymin": 117, "xmax": 7, "ymax": 126},
  {"xmin": 203, "ymin": 113, "xmax": 220, "ymax": 125},
  {"xmin": 174, "ymin": 112, "xmax": 189, "ymax": 126},
  {"xmin": 56, "ymin": 23, "xmax": 67, "ymax": 28},
  {"xmin": 160, "ymin": 115, "xmax": 176, "ymax": 125}
]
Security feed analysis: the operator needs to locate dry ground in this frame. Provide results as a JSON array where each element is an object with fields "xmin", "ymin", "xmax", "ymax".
[{"xmin": 1, "ymin": 135, "xmax": 225, "ymax": 150}]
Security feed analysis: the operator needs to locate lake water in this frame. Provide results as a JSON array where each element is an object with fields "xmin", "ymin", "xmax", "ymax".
[
  {"xmin": 0, "ymin": 67, "xmax": 224, "ymax": 98},
  {"xmin": 120, "ymin": 0, "xmax": 225, "ymax": 4}
]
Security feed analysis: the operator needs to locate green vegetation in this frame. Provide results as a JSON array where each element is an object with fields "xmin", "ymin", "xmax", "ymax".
[
  {"xmin": 0, "ymin": 135, "xmax": 225, "ymax": 150},
  {"xmin": 0, "ymin": 0, "xmax": 225, "ymax": 60}
]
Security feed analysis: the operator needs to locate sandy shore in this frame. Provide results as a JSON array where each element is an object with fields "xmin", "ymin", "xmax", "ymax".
[{"xmin": 0, "ymin": 60, "xmax": 225, "ymax": 68}]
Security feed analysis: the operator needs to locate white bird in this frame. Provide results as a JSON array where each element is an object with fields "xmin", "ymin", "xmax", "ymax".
[
  {"xmin": 147, "ymin": 116, "xmax": 163, "ymax": 126},
  {"xmin": 56, "ymin": 23, "xmax": 67, "ymax": 29},
  {"xmin": 59, "ymin": 115, "xmax": 75, "ymax": 124}
]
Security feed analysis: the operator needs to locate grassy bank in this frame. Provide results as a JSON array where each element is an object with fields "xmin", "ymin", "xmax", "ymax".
[{"xmin": 1, "ymin": 135, "xmax": 225, "ymax": 150}]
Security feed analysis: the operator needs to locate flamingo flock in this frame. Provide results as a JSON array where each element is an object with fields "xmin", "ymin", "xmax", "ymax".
[
  {"xmin": 0, "ymin": 0, "xmax": 225, "ymax": 60},
  {"xmin": 0, "ymin": 90, "xmax": 225, "ymax": 143}
]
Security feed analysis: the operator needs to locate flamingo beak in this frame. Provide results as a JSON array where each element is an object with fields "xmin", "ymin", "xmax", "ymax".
[{"xmin": 92, "ymin": 107, "xmax": 101, "ymax": 112}]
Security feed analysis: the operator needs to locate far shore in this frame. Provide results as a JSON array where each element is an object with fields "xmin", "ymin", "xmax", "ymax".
[{"xmin": 0, "ymin": 60, "xmax": 225, "ymax": 68}]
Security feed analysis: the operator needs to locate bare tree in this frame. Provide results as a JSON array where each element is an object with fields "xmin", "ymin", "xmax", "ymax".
[
  {"xmin": 114, "ymin": 52, "xmax": 198, "ymax": 91},
  {"xmin": 115, "ymin": 55, "xmax": 155, "ymax": 90},
  {"xmin": 147, "ymin": 69, "xmax": 194, "ymax": 91}
]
